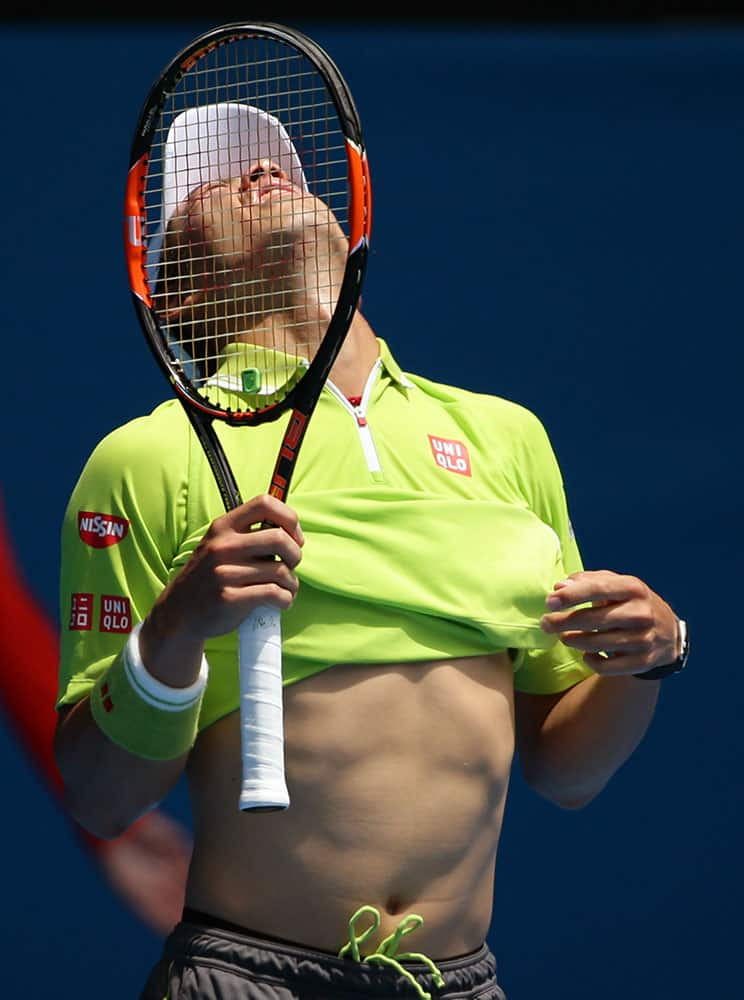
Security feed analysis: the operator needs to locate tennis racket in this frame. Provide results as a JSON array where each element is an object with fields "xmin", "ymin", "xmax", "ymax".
[{"xmin": 123, "ymin": 22, "xmax": 371, "ymax": 812}]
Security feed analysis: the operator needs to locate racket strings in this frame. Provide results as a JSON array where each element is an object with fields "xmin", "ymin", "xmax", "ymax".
[{"xmin": 141, "ymin": 32, "xmax": 348, "ymax": 415}]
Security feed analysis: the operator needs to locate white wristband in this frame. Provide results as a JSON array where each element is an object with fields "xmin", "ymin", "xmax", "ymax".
[{"xmin": 122, "ymin": 622, "xmax": 209, "ymax": 711}]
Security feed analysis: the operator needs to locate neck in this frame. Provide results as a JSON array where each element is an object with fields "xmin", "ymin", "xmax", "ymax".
[
  {"xmin": 226, "ymin": 308, "xmax": 378, "ymax": 397},
  {"xmin": 328, "ymin": 311, "xmax": 379, "ymax": 397}
]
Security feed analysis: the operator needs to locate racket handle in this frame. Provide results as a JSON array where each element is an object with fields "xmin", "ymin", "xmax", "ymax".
[{"xmin": 237, "ymin": 605, "xmax": 290, "ymax": 812}]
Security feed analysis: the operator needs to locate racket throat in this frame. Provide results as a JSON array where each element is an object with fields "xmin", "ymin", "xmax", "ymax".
[{"xmin": 267, "ymin": 408, "xmax": 311, "ymax": 501}]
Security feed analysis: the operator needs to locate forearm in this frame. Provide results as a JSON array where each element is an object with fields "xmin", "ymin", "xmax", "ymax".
[
  {"xmin": 519, "ymin": 673, "xmax": 660, "ymax": 809},
  {"xmin": 54, "ymin": 694, "xmax": 187, "ymax": 839},
  {"xmin": 54, "ymin": 619, "xmax": 205, "ymax": 839}
]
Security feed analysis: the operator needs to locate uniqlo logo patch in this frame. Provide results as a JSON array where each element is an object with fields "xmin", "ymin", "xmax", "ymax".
[
  {"xmin": 69, "ymin": 593, "xmax": 94, "ymax": 630},
  {"xmin": 428, "ymin": 435, "xmax": 472, "ymax": 477},
  {"xmin": 78, "ymin": 511, "xmax": 130, "ymax": 548},
  {"xmin": 100, "ymin": 595, "xmax": 132, "ymax": 634}
]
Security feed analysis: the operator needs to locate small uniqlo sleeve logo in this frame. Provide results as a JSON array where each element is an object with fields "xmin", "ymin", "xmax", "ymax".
[
  {"xmin": 100, "ymin": 595, "xmax": 132, "ymax": 634},
  {"xmin": 69, "ymin": 593, "xmax": 94, "ymax": 630},
  {"xmin": 428, "ymin": 435, "xmax": 472, "ymax": 476}
]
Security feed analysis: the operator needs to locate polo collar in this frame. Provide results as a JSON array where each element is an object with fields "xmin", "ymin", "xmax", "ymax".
[
  {"xmin": 208, "ymin": 338, "xmax": 414, "ymax": 395},
  {"xmin": 376, "ymin": 338, "xmax": 415, "ymax": 390},
  {"xmin": 208, "ymin": 343, "xmax": 308, "ymax": 404}
]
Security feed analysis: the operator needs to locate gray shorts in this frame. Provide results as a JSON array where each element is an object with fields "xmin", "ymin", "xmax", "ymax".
[{"xmin": 139, "ymin": 911, "xmax": 507, "ymax": 999}]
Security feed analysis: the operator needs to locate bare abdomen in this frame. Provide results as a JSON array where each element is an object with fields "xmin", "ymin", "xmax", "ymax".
[{"xmin": 185, "ymin": 654, "xmax": 515, "ymax": 958}]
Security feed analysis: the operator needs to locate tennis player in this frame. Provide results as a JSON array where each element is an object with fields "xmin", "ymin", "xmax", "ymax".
[{"xmin": 54, "ymin": 109, "xmax": 688, "ymax": 1000}]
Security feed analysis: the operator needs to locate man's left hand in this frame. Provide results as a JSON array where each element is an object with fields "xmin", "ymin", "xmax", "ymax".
[{"xmin": 540, "ymin": 570, "xmax": 679, "ymax": 676}]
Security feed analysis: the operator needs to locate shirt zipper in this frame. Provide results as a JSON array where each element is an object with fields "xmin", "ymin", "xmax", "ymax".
[{"xmin": 326, "ymin": 361, "xmax": 383, "ymax": 474}]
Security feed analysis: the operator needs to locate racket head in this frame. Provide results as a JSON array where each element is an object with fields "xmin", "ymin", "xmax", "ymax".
[{"xmin": 124, "ymin": 22, "xmax": 371, "ymax": 427}]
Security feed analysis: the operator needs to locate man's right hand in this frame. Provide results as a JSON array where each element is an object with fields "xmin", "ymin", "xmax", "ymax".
[{"xmin": 139, "ymin": 494, "xmax": 304, "ymax": 687}]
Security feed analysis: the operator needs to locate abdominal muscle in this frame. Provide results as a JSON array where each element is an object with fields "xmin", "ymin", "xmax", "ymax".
[{"xmin": 185, "ymin": 652, "xmax": 515, "ymax": 960}]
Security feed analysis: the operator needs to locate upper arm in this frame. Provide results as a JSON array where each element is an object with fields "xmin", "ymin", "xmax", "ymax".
[
  {"xmin": 53, "ymin": 698, "xmax": 88, "ymax": 770},
  {"xmin": 514, "ymin": 688, "xmax": 565, "ymax": 765}
]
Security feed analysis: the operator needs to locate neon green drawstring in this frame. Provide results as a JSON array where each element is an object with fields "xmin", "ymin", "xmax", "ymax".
[{"xmin": 338, "ymin": 905, "xmax": 445, "ymax": 1000}]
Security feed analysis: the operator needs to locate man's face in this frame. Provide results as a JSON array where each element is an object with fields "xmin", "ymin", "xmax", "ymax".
[
  {"xmin": 157, "ymin": 159, "xmax": 348, "ymax": 369},
  {"xmin": 178, "ymin": 158, "xmax": 309, "ymax": 272}
]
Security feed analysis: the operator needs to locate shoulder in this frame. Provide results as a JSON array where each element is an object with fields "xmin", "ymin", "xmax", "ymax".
[
  {"xmin": 403, "ymin": 371, "xmax": 566, "ymax": 497},
  {"xmin": 84, "ymin": 399, "xmax": 190, "ymax": 471},
  {"xmin": 67, "ymin": 399, "xmax": 192, "ymax": 514},
  {"xmin": 62, "ymin": 399, "xmax": 195, "ymax": 554},
  {"xmin": 405, "ymin": 371, "xmax": 551, "ymax": 442}
]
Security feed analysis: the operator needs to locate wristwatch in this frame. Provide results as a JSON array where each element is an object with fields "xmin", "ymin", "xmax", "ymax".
[{"xmin": 634, "ymin": 619, "xmax": 689, "ymax": 680}]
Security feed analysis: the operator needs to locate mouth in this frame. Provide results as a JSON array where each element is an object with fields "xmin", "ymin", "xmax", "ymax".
[{"xmin": 259, "ymin": 184, "xmax": 297, "ymax": 199}]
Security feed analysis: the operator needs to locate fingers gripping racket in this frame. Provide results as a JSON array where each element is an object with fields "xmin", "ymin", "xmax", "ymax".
[{"xmin": 123, "ymin": 22, "xmax": 371, "ymax": 811}]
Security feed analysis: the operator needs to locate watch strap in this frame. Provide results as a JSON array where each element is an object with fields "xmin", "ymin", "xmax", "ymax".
[{"xmin": 634, "ymin": 618, "xmax": 689, "ymax": 680}]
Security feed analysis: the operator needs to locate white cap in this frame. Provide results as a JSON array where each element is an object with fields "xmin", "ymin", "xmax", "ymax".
[{"xmin": 161, "ymin": 102, "xmax": 309, "ymax": 225}]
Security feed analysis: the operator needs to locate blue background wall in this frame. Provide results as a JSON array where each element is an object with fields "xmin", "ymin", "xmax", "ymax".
[{"xmin": 0, "ymin": 17, "xmax": 741, "ymax": 998}]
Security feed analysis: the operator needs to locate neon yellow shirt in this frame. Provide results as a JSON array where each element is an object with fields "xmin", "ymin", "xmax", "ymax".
[{"xmin": 57, "ymin": 339, "xmax": 593, "ymax": 730}]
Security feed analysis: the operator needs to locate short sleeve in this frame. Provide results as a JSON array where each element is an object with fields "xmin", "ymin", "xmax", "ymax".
[
  {"xmin": 509, "ymin": 409, "xmax": 594, "ymax": 694},
  {"xmin": 57, "ymin": 404, "xmax": 191, "ymax": 709}
]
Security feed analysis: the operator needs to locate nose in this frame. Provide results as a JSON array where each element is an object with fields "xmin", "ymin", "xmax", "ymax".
[{"xmin": 240, "ymin": 159, "xmax": 289, "ymax": 190}]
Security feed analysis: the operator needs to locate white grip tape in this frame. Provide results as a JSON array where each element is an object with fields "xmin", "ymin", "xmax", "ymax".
[{"xmin": 238, "ymin": 604, "xmax": 290, "ymax": 811}]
